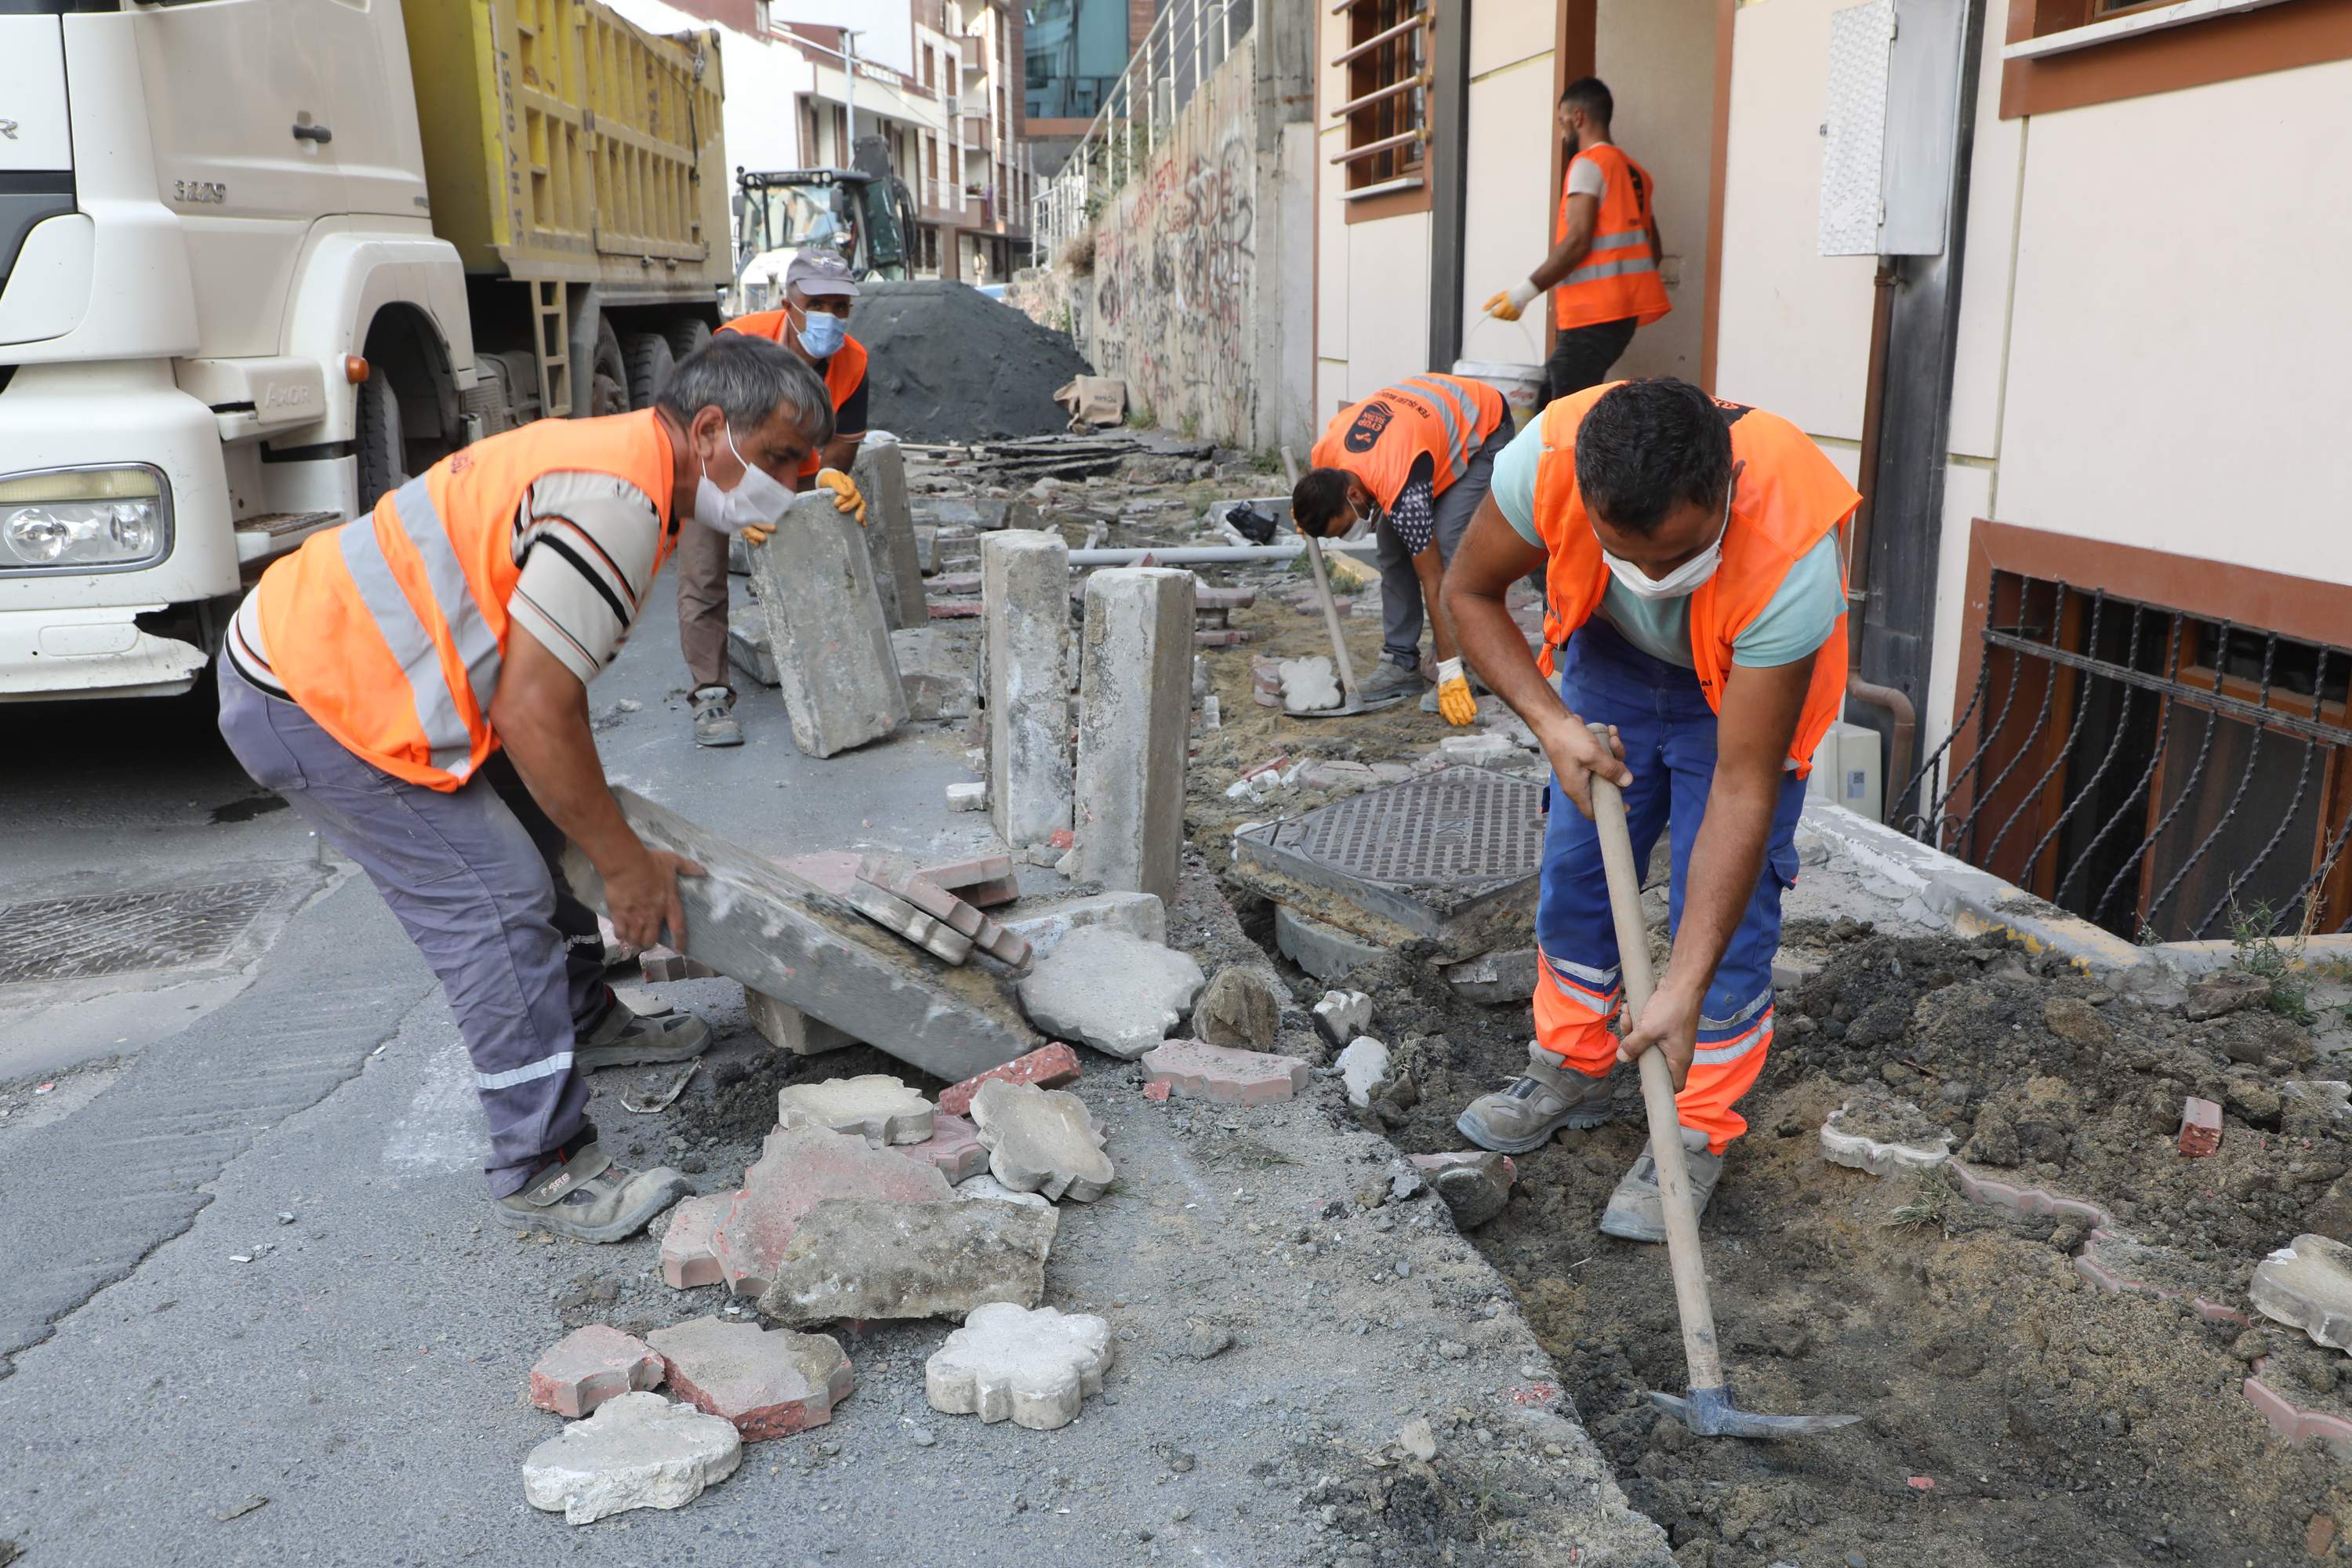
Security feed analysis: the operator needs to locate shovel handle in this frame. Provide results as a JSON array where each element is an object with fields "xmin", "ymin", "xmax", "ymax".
[
  {"xmin": 1586, "ymin": 724, "xmax": 1726, "ymax": 1396},
  {"xmin": 1279, "ymin": 445, "xmax": 1363, "ymax": 707}
]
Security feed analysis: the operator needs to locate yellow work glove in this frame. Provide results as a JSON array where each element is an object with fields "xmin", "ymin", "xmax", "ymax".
[
  {"xmin": 815, "ymin": 467, "xmax": 867, "ymax": 527},
  {"xmin": 1436, "ymin": 657, "xmax": 1478, "ymax": 726},
  {"xmin": 740, "ymin": 520, "xmax": 775, "ymax": 546},
  {"xmin": 1480, "ymin": 279, "xmax": 1542, "ymax": 324}
]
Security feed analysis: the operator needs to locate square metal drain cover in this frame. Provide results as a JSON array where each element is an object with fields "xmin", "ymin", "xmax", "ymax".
[
  {"xmin": 1235, "ymin": 767, "xmax": 1546, "ymax": 936},
  {"xmin": 0, "ymin": 879, "xmax": 286, "ymax": 985}
]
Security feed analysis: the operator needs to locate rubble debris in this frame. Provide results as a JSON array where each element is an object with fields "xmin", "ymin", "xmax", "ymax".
[
  {"xmin": 2179, "ymin": 1096, "xmax": 2224, "ymax": 1157},
  {"xmin": 1312, "ymin": 989, "xmax": 1374, "ymax": 1047},
  {"xmin": 1409, "ymin": 1152, "xmax": 1518, "ymax": 1229},
  {"xmin": 2252, "ymin": 1236, "xmax": 2352, "ymax": 1352},
  {"xmin": 984, "ymin": 531, "xmax": 1076, "ymax": 848},
  {"xmin": 927, "ymin": 1302, "xmax": 1113, "ymax": 1432},
  {"xmin": 711, "ymin": 1126, "xmax": 955, "ymax": 1297},
  {"xmin": 745, "ymin": 989, "xmax": 858, "ymax": 1057},
  {"xmin": 956, "ymin": 1173, "xmax": 1052, "ymax": 1209},
  {"xmin": 1185, "ymin": 1324, "xmax": 1235, "ymax": 1359},
  {"xmin": 598, "ymin": 915, "xmax": 644, "ymax": 968},
  {"xmin": 776, "ymin": 1075, "xmax": 937, "ymax": 1146},
  {"xmin": 938, "ymin": 1042, "xmax": 1083, "ymax": 1118},
  {"xmin": 521, "ymin": 1392, "xmax": 741, "ymax": 1526},
  {"xmin": 1439, "ymin": 732, "xmax": 1517, "ymax": 767},
  {"xmin": 890, "ymin": 626, "xmax": 975, "ymax": 720},
  {"xmin": 1443, "ymin": 949, "xmax": 1537, "ymax": 1005},
  {"xmin": 1193, "ymin": 965, "xmax": 1283, "ymax": 1051},
  {"xmin": 565, "ymin": 791, "xmax": 1042, "ymax": 1081},
  {"xmin": 1818, "ymin": 1087, "xmax": 1956, "ymax": 1177},
  {"xmin": 757, "ymin": 1197, "xmax": 1059, "ymax": 1327},
  {"xmin": 847, "ymin": 281, "xmax": 1093, "ymax": 442},
  {"xmin": 1003, "ymin": 891, "xmax": 1167, "ymax": 960},
  {"xmin": 1337, "ymin": 1037, "xmax": 1392, "ymax": 1109},
  {"xmin": 638, "ymin": 946, "xmax": 719, "ymax": 983},
  {"xmin": 1278, "ymin": 655, "xmax": 1341, "ymax": 713},
  {"xmin": 1140, "ymin": 1040, "xmax": 1308, "ymax": 1105},
  {"xmin": 1398, "ymin": 1417, "xmax": 1439, "ymax": 1462},
  {"xmin": 970, "ymin": 1079, "xmax": 1116, "ymax": 1203},
  {"xmin": 895, "ymin": 1111, "xmax": 992, "ymax": 1183},
  {"xmin": 946, "ymin": 782, "xmax": 987, "ymax": 812},
  {"xmin": 647, "ymin": 1315, "xmax": 855, "ymax": 1441},
  {"xmin": 1015, "ymin": 927, "xmax": 1203, "ymax": 1058},
  {"xmin": 2187, "ymin": 967, "xmax": 2272, "ymax": 1021},
  {"xmin": 529, "ymin": 1324, "xmax": 667, "ymax": 1419},
  {"xmin": 746, "ymin": 488, "xmax": 908, "ymax": 757},
  {"xmin": 660, "ymin": 1195, "xmax": 730, "ymax": 1290},
  {"xmin": 1073, "ymin": 568, "xmax": 1194, "ymax": 902}
]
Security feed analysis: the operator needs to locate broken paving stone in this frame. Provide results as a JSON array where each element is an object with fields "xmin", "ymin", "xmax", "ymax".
[
  {"xmin": 1193, "ymin": 966, "xmax": 1283, "ymax": 1051},
  {"xmin": 926, "ymin": 1302, "xmax": 1112, "ymax": 1432},
  {"xmin": 1278, "ymin": 655, "xmax": 1341, "ymax": 713},
  {"xmin": 1438, "ymin": 732, "xmax": 1516, "ymax": 767},
  {"xmin": 843, "ymin": 877, "xmax": 975, "ymax": 965},
  {"xmin": 956, "ymin": 1173, "xmax": 1051, "ymax": 1209},
  {"xmin": 895, "ymin": 1111, "xmax": 991, "ymax": 1182},
  {"xmin": 1312, "ymin": 989, "xmax": 1373, "ymax": 1048},
  {"xmin": 776, "ymin": 1075, "xmax": 936, "ymax": 1146},
  {"xmin": 1443, "ymin": 950, "xmax": 1536, "ymax": 1006},
  {"xmin": 2187, "ymin": 967, "xmax": 2273, "ymax": 1021},
  {"xmin": 1337, "ymin": 1037, "xmax": 1392, "ymax": 1109},
  {"xmin": 521, "ymin": 1392, "xmax": 742, "ymax": 1526},
  {"xmin": 1819, "ymin": 1091, "xmax": 1955, "ymax": 1178},
  {"xmin": 647, "ymin": 1315, "xmax": 855, "ymax": 1441},
  {"xmin": 916, "ymin": 852, "xmax": 1019, "ymax": 909},
  {"xmin": 756, "ymin": 1197, "xmax": 1058, "ymax": 1327},
  {"xmin": 946, "ymin": 782, "xmax": 987, "ymax": 812},
  {"xmin": 1015, "ymin": 927, "xmax": 1203, "ymax": 1058},
  {"xmin": 528, "ymin": 1324, "xmax": 666, "ymax": 1419},
  {"xmin": 661, "ymin": 1194, "xmax": 729, "ymax": 1290},
  {"xmin": 638, "ymin": 946, "xmax": 720, "ymax": 983},
  {"xmin": 1140, "ymin": 1040, "xmax": 1308, "ymax": 1105},
  {"xmin": 2252, "ymin": 1234, "xmax": 2352, "ymax": 1351},
  {"xmin": 1001, "ymin": 891, "xmax": 1167, "ymax": 960},
  {"xmin": 711, "ymin": 1126, "xmax": 954, "ymax": 1297},
  {"xmin": 937, "ymin": 1042, "xmax": 1083, "ymax": 1118},
  {"xmin": 1398, "ymin": 1418, "xmax": 1438, "ymax": 1462},
  {"xmin": 971, "ymin": 1078, "xmax": 1116, "ymax": 1203},
  {"xmin": 1410, "ymin": 1152, "xmax": 1517, "ymax": 1229},
  {"xmin": 2179, "ymin": 1096, "xmax": 2223, "ymax": 1158}
]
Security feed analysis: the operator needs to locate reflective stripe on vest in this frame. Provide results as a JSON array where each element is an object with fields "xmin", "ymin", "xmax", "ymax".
[
  {"xmin": 335, "ymin": 488, "xmax": 485, "ymax": 779},
  {"xmin": 1563, "ymin": 253, "xmax": 1661, "ymax": 286},
  {"xmin": 1399, "ymin": 375, "xmax": 1475, "ymax": 486}
]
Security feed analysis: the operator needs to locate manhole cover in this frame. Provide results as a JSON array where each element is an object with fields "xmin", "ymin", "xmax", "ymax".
[
  {"xmin": 0, "ymin": 880, "xmax": 285, "ymax": 985},
  {"xmin": 1236, "ymin": 768, "xmax": 1547, "ymax": 935}
]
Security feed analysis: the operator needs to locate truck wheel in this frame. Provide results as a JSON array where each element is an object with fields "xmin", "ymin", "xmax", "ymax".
[
  {"xmin": 590, "ymin": 321, "xmax": 630, "ymax": 418},
  {"xmin": 622, "ymin": 331, "xmax": 674, "ymax": 412},
  {"xmin": 665, "ymin": 317, "xmax": 713, "ymax": 362},
  {"xmin": 356, "ymin": 374, "xmax": 406, "ymax": 510}
]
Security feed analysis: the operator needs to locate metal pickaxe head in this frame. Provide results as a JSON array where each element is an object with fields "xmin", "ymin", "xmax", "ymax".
[{"xmin": 1650, "ymin": 1385, "xmax": 1862, "ymax": 1439}]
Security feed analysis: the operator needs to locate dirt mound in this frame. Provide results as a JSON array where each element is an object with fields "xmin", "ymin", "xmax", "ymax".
[{"xmin": 848, "ymin": 281, "xmax": 1094, "ymax": 442}]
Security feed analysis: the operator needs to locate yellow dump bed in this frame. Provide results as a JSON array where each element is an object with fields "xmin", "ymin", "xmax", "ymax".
[{"xmin": 403, "ymin": 0, "xmax": 729, "ymax": 299}]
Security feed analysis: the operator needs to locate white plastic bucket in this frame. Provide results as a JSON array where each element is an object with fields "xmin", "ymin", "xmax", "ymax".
[{"xmin": 1451, "ymin": 358, "xmax": 1546, "ymax": 429}]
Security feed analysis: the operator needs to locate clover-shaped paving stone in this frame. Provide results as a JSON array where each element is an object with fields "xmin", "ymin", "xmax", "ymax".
[
  {"xmin": 776, "ymin": 1075, "xmax": 936, "ymax": 1145},
  {"xmin": 969, "ymin": 1078, "xmax": 1114, "ymax": 1202},
  {"xmin": 926, "ymin": 1302, "xmax": 1113, "ymax": 1431}
]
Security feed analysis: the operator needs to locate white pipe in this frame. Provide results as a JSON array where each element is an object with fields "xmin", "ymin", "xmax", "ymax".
[{"xmin": 1065, "ymin": 542, "xmax": 1374, "ymax": 566}]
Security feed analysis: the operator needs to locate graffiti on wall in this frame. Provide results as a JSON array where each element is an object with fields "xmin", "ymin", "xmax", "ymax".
[{"xmin": 1087, "ymin": 37, "xmax": 1261, "ymax": 446}]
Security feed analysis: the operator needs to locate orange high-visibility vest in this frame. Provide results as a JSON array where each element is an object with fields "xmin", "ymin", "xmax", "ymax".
[
  {"xmin": 1531, "ymin": 384, "xmax": 1858, "ymax": 775},
  {"xmin": 254, "ymin": 411, "xmax": 680, "ymax": 792},
  {"xmin": 1555, "ymin": 144, "xmax": 1670, "ymax": 332},
  {"xmin": 1308, "ymin": 374, "xmax": 1507, "ymax": 514},
  {"xmin": 719, "ymin": 314, "xmax": 868, "ymax": 477}
]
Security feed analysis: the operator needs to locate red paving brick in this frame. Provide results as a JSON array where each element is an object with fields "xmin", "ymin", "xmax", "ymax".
[
  {"xmin": 1143, "ymin": 1080, "xmax": 1171, "ymax": 1102},
  {"xmin": 1139, "ymin": 1039, "xmax": 1308, "ymax": 1105},
  {"xmin": 648, "ymin": 1315, "xmax": 855, "ymax": 1442},
  {"xmin": 937, "ymin": 1043, "xmax": 1082, "ymax": 1118},
  {"xmin": 660, "ymin": 1193, "xmax": 729, "ymax": 1289},
  {"xmin": 528, "ymin": 1324, "xmax": 666, "ymax": 1418},
  {"xmin": 892, "ymin": 1111, "xmax": 991, "ymax": 1182},
  {"xmin": 710, "ymin": 1125, "xmax": 953, "ymax": 1296}
]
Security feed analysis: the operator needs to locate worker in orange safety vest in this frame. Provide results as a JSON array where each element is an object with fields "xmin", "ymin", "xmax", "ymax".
[
  {"xmin": 1482, "ymin": 77, "xmax": 1670, "ymax": 406},
  {"xmin": 1441, "ymin": 378, "xmax": 1859, "ymax": 1241},
  {"xmin": 216, "ymin": 335, "xmax": 838, "ymax": 1243}
]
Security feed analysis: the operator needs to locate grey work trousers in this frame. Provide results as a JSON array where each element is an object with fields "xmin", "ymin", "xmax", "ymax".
[
  {"xmin": 1377, "ymin": 418, "xmax": 1517, "ymax": 670},
  {"xmin": 215, "ymin": 652, "xmax": 608, "ymax": 1196},
  {"xmin": 674, "ymin": 514, "xmax": 733, "ymax": 694}
]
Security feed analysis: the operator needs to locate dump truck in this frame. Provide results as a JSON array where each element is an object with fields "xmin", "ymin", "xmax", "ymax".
[
  {"xmin": 0, "ymin": 0, "xmax": 730, "ymax": 702},
  {"xmin": 731, "ymin": 136, "xmax": 920, "ymax": 314}
]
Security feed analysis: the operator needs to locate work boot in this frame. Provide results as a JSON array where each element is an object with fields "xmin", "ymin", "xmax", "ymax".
[
  {"xmin": 493, "ymin": 1132, "xmax": 690, "ymax": 1244},
  {"xmin": 1598, "ymin": 1127, "xmax": 1725, "ymax": 1243},
  {"xmin": 1454, "ymin": 1051, "xmax": 1615, "ymax": 1154},
  {"xmin": 1358, "ymin": 659, "xmax": 1425, "ymax": 701},
  {"xmin": 691, "ymin": 685, "xmax": 742, "ymax": 747},
  {"xmin": 574, "ymin": 993, "xmax": 713, "ymax": 1073}
]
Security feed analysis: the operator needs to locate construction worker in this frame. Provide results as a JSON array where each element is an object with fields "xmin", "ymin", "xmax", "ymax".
[
  {"xmin": 1483, "ymin": 78, "xmax": 1669, "ymax": 406},
  {"xmin": 1442, "ymin": 377, "xmax": 1857, "ymax": 1240},
  {"xmin": 677, "ymin": 251, "xmax": 871, "ymax": 746},
  {"xmin": 215, "ymin": 336, "xmax": 837, "ymax": 1242},
  {"xmin": 1290, "ymin": 373, "xmax": 1512, "ymax": 722}
]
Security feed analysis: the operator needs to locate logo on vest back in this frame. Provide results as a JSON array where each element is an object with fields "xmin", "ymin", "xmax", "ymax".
[
  {"xmin": 1342, "ymin": 401, "xmax": 1394, "ymax": 453},
  {"xmin": 1711, "ymin": 397, "xmax": 1753, "ymax": 427}
]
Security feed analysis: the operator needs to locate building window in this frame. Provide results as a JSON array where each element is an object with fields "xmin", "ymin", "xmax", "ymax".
[
  {"xmin": 1332, "ymin": 0, "xmax": 1431, "ymax": 201},
  {"xmin": 2001, "ymin": 0, "xmax": 2349, "ymax": 119},
  {"xmin": 1025, "ymin": 0, "xmax": 1128, "ymax": 121}
]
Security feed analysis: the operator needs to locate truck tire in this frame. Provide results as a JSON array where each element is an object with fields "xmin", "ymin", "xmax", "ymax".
[
  {"xmin": 622, "ymin": 330, "xmax": 674, "ymax": 412},
  {"xmin": 665, "ymin": 317, "xmax": 713, "ymax": 362},
  {"xmin": 356, "ymin": 373, "xmax": 406, "ymax": 510},
  {"xmin": 590, "ymin": 321, "xmax": 630, "ymax": 418}
]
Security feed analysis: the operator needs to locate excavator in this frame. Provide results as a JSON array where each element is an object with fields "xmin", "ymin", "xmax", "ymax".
[{"xmin": 731, "ymin": 136, "xmax": 920, "ymax": 314}]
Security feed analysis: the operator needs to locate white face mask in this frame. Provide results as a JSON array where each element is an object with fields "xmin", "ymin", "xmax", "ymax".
[
  {"xmin": 1600, "ymin": 482, "xmax": 1731, "ymax": 602},
  {"xmin": 691, "ymin": 423, "xmax": 793, "ymax": 535}
]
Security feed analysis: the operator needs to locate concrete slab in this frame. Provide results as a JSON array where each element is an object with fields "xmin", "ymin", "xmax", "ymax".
[
  {"xmin": 1015, "ymin": 927, "xmax": 1202, "ymax": 1058},
  {"xmin": 521, "ymin": 1392, "xmax": 742, "ymax": 1526},
  {"xmin": 757, "ymin": 1197, "xmax": 1059, "ymax": 1327},
  {"xmin": 855, "ymin": 436, "xmax": 927, "ymax": 631},
  {"xmin": 726, "ymin": 605, "xmax": 780, "ymax": 688},
  {"xmin": 891, "ymin": 626, "xmax": 976, "ymax": 720},
  {"xmin": 563, "ymin": 789, "xmax": 1041, "ymax": 1082},
  {"xmin": 747, "ymin": 488, "xmax": 909, "ymax": 758},
  {"xmin": 1073, "ymin": 568, "xmax": 1193, "ymax": 902},
  {"xmin": 926, "ymin": 1302, "xmax": 1112, "ymax": 1432},
  {"xmin": 1276, "ymin": 906, "xmax": 1382, "ymax": 984},
  {"xmin": 983, "ymin": 531, "xmax": 1074, "ymax": 847},
  {"xmin": 1001, "ymin": 891, "xmax": 1166, "ymax": 960}
]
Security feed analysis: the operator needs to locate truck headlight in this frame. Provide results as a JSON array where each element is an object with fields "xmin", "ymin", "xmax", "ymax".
[{"xmin": 0, "ymin": 466, "xmax": 172, "ymax": 572}]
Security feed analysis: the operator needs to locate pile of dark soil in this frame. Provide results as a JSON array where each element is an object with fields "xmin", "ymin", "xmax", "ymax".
[
  {"xmin": 848, "ymin": 281, "xmax": 1094, "ymax": 442},
  {"xmin": 1249, "ymin": 910, "xmax": 2352, "ymax": 1566}
]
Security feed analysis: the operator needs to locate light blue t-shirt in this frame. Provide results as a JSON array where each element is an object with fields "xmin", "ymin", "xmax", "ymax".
[{"xmin": 1487, "ymin": 416, "xmax": 1842, "ymax": 669}]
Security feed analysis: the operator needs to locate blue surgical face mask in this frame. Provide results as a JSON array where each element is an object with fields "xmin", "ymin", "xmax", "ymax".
[{"xmin": 795, "ymin": 304, "xmax": 847, "ymax": 359}]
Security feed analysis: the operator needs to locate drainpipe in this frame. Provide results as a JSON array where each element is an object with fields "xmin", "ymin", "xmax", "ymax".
[{"xmin": 1846, "ymin": 259, "xmax": 1917, "ymax": 821}]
